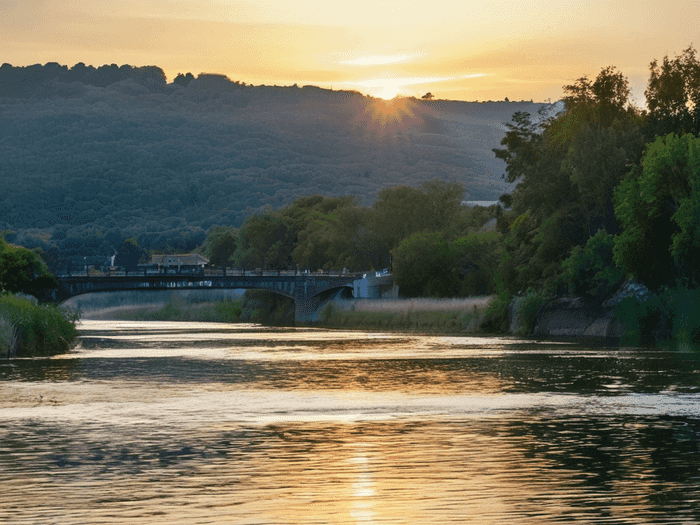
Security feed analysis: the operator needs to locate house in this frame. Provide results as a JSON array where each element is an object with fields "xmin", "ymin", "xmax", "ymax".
[{"xmin": 150, "ymin": 254, "xmax": 209, "ymax": 273}]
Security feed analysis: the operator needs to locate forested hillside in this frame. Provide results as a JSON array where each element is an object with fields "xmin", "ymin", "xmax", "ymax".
[{"xmin": 0, "ymin": 62, "xmax": 549, "ymax": 256}]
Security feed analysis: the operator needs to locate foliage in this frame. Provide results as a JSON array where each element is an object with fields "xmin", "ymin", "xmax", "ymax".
[
  {"xmin": 613, "ymin": 133, "xmax": 700, "ymax": 288},
  {"xmin": 371, "ymin": 180, "xmax": 465, "ymax": 249},
  {"xmin": 0, "ymin": 293, "xmax": 79, "ymax": 357},
  {"xmin": 450, "ymin": 232, "xmax": 502, "ymax": 296},
  {"xmin": 645, "ymin": 45, "xmax": 700, "ymax": 138},
  {"xmin": 233, "ymin": 212, "xmax": 294, "ymax": 270},
  {"xmin": 493, "ymin": 66, "xmax": 644, "ymax": 296},
  {"xmin": 201, "ymin": 226, "xmax": 238, "ymax": 267},
  {"xmin": 479, "ymin": 287, "xmax": 511, "ymax": 333},
  {"xmin": 391, "ymin": 232, "xmax": 452, "ymax": 297},
  {"xmin": 0, "ymin": 237, "xmax": 57, "ymax": 296},
  {"xmin": 559, "ymin": 229, "xmax": 625, "ymax": 301},
  {"xmin": 614, "ymin": 294, "xmax": 672, "ymax": 346},
  {"xmin": 510, "ymin": 288, "xmax": 551, "ymax": 335}
]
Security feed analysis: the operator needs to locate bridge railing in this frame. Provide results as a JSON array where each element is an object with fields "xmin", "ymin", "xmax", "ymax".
[{"xmin": 57, "ymin": 268, "xmax": 365, "ymax": 279}]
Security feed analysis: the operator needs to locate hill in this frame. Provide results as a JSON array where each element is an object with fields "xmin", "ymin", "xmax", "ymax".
[{"xmin": 0, "ymin": 62, "xmax": 556, "ymax": 254}]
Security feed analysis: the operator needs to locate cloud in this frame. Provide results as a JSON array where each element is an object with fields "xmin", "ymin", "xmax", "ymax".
[{"xmin": 336, "ymin": 52, "xmax": 426, "ymax": 66}]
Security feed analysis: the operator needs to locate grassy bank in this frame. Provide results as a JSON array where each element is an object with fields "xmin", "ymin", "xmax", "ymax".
[
  {"xmin": 317, "ymin": 297, "xmax": 494, "ymax": 333},
  {"xmin": 105, "ymin": 296, "xmax": 245, "ymax": 323},
  {"xmin": 0, "ymin": 294, "xmax": 80, "ymax": 357},
  {"xmin": 92, "ymin": 290, "xmax": 294, "ymax": 326}
]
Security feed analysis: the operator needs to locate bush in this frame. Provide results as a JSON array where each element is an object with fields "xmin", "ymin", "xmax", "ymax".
[
  {"xmin": 668, "ymin": 286, "xmax": 700, "ymax": 349},
  {"xmin": 0, "ymin": 293, "xmax": 79, "ymax": 357},
  {"xmin": 559, "ymin": 229, "xmax": 625, "ymax": 301},
  {"xmin": 479, "ymin": 289, "xmax": 511, "ymax": 333},
  {"xmin": 512, "ymin": 288, "xmax": 550, "ymax": 335},
  {"xmin": 614, "ymin": 294, "xmax": 672, "ymax": 346}
]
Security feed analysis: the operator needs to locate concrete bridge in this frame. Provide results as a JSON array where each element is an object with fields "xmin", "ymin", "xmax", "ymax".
[{"xmin": 50, "ymin": 270, "xmax": 387, "ymax": 323}]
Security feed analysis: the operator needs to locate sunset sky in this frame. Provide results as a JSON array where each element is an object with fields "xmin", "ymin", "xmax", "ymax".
[{"xmin": 3, "ymin": 1, "xmax": 699, "ymax": 103}]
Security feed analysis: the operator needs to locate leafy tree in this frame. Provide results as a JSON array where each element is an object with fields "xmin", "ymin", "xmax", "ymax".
[
  {"xmin": 114, "ymin": 237, "xmax": 147, "ymax": 269},
  {"xmin": 233, "ymin": 212, "xmax": 294, "ymax": 270},
  {"xmin": 645, "ymin": 45, "xmax": 700, "ymax": 137},
  {"xmin": 391, "ymin": 232, "xmax": 452, "ymax": 297},
  {"xmin": 202, "ymin": 226, "xmax": 238, "ymax": 267},
  {"xmin": 0, "ymin": 237, "xmax": 57, "ymax": 296},
  {"xmin": 370, "ymin": 180, "xmax": 464, "ymax": 249},
  {"xmin": 450, "ymin": 232, "xmax": 502, "ymax": 296},
  {"xmin": 559, "ymin": 229, "xmax": 625, "ymax": 300},
  {"xmin": 614, "ymin": 133, "xmax": 700, "ymax": 288},
  {"xmin": 493, "ymin": 66, "xmax": 643, "ymax": 294}
]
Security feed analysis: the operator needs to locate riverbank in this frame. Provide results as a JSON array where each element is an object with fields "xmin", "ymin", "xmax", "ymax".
[
  {"xmin": 317, "ymin": 297, "xmax": 493, "ymax": 333},
  {"xmin": 0, "ymin": 293, "xmax": 79, "ymax": 358},
  {"xmin": 79, "ymin": 293, "xmax": 495, "ymax": 334}
]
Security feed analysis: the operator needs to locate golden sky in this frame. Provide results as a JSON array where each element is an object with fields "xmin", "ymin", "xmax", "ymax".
[{"xmin": 3, "ymin": 1, "xmax": 700, "ymax": 103}]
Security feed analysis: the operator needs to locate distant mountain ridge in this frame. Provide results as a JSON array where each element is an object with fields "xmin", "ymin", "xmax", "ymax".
[{"xmin": 0, "ymin": 62, "xmax": 555, "ymax": 252}]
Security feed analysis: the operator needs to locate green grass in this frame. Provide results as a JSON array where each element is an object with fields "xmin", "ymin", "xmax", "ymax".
[
  {"xmin": 107, "ymin": 297, "xmax": 245, "ymax": 323},
  {"xmin": 0, "ymin": 294, "xmax": 79, "ymax": 357}
]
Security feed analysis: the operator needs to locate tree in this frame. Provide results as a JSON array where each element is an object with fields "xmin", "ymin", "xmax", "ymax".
[
  {"xmin": 202, "ymin": 226, "xmax": 238, "ymax": 267},
  {"xmin": 391, "ymin": 232, "xmax": 453, "ymax": 297},
  {"xmin": 0, "ymin": 237, "xmax": 57, "ymax": 296},
  {"xmin": 614, "ymin": 133, "xmax": 700, "ymax": 288},
  {"xmin": 492, "ymin": 66, "xmax": 643, "ymax": 294},
  {"xmin": 422, "ymin": 92, "xmax": 434, "ymax": 100},
  {"xmin": 233, "ymin": 212, "xmax": 294, "ymax": 270},
  {"xmin": 370, "ymin": 180, "xmax": 464, "ymax": 250},
  {"xmin": 645, "ymin": 45, "xmax": 700, "ymax": 137},
  {"xmin": 114, "ymin": 237, "xmax": 146, "ymax": 270}
]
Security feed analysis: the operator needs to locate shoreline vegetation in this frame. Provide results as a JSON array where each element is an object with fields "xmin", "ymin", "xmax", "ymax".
[
  {"xmin": 0, "ymin": 293, "xmax": 79, "ymax": 358},
  {"xmin": 76, "ymin": 291, "xmax": 495, "ymax": 334}
]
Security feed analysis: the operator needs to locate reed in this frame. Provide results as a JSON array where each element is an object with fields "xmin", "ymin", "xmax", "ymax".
[
  {"xmin": 319, "ymin": 297, "xmax": 494, "ymax": 333},
  {"xmin": 0, "ymin": 315, "xmax": 18, "ymax": 357},
  {"xmin": 0, "ymin": 294, "xmax": 79, "ymax": 357}
]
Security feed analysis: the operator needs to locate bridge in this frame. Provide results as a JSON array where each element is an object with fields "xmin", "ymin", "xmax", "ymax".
[{"xmin": 50, "ymin": 270, "xmax": 391, "ymax": 323}]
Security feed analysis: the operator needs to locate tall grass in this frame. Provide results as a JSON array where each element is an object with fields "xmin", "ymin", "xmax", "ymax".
[
  {"xmin": 0, "ymin": 315, "xmax": 18, "ymax": 357},
  {"xmin": 0, "ymin": 294, "xmax": 79, "ymax": 357},
  {"xmin": 319, "ymin": 297, "xmax": 494, "ymax": 333},
  {"xmin": 107, "ymin": 296, "xmax": 245, "ymax": 323}
]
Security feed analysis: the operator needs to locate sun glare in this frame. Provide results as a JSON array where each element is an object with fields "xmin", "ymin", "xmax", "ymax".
[{"xmin": 338, "ymin": 52, "xmax": 426, "ymax": 66}]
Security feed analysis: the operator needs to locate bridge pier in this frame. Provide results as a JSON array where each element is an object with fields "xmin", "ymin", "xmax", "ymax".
[{"xmin": 294, "ymin": 297, "xmax": 322, "ymax": 324}]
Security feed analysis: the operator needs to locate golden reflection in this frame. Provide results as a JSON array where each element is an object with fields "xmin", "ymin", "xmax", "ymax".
[{"xmin": 236, "ymin": 420, "xmax": 584, "ymax": 524}]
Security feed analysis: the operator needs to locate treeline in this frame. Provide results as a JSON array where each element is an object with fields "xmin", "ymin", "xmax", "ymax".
[
  {"xmin": 482, "ymin": 45, "xmax": 700, "ymax": 345},
  {"xmin": 197, "ymin": 180, "xmax": 501, "ymax": 297},
  {"xmin": 0, "ymin": 61, "xmax": 545, "ymax": 264}
]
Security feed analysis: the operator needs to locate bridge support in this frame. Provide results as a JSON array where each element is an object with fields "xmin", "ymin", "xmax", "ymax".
[{"xmin": 294, "ymin": 297, "xmax": 322, "ymax": 324}]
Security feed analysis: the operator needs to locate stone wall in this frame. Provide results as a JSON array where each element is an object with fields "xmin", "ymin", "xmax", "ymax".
[{"xmin": 531, "ymin": 297, "xmax": 624, "ymax": 340}]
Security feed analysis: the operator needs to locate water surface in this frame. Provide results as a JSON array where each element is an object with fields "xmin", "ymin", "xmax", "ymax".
[{"xmin": 1, "ymin": 320, "xmax": 699, "ymax": 523}]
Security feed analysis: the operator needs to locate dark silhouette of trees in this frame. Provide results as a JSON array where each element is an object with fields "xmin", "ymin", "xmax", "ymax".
[{"xmin": 645, "ymin": 45, "xmax": 700, "ymax": 137}]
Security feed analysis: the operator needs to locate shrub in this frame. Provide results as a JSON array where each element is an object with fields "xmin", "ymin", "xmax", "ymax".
[
  {"xmin": 614, "ymin": 294, "xmax": 672, "ymax": 346},
  {"xmin": 512, "ymin": 288, "xmax": 550, "ymax": 335},
  {"xmin": 0, "ymin": 293, "xmax": 79, "ymax": 357},
  {"xmin": 479, "ymin": 289, "xmax": 511, "ymax": 333},
  {"xmin": 559, "ymin": 229, "xmax": 625, "ymax": 301}
]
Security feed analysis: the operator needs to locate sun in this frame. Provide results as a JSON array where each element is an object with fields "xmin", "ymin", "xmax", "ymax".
[
  {"xmin": 374, "ymin": 82, "xmax": 404, "ymax": 100},
  {"xmin": 350, "ymin": 95, "xmax": 425, "ymax": 135}
]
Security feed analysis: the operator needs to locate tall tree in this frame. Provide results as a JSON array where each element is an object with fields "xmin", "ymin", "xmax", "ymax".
[
  {"xmin": 645, "ymin": 45, "xmax": 700, "ymax": 137},
  {"xmin": 614, "ymin": 133, "xmax": 700, "ymax": 288}
]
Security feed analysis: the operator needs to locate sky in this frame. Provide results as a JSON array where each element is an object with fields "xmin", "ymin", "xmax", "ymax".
[{"xmin": 2, "ymin": 1, "xmax": 700, "ymax": 103}]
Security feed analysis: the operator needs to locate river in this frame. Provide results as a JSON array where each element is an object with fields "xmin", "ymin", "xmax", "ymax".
[{"xmin": 1, "ymin": 320, "xmax": 700, "ymax": 524}]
